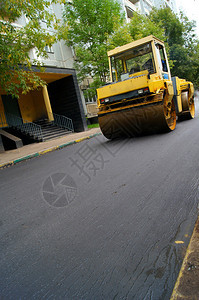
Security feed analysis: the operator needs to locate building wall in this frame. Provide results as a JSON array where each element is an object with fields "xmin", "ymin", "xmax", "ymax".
[
  {"xmin": 32, "ymin": 89, "xmax": 50, "ymax": 121},
  {"xmin": 0, "ymin": 96, "xmax": 7, "ymax": 127},
  {"xmin": 120, "ymin": 0, "xmax": 177, "ymax": 18},
  {"xmin": 27, "ymin": 3, "xmax": 75, "ymax": 69},
  {"xmin": 1, "ymin": 68, "xmax": 87, "ymax": 132},
  {"xmin": 136, "ymin": 0, "xmax": 153, "ymax": 15},
  {"xmin": 18, "ymin": 92, "xmax": 37, "ymax": 123},
  {"xmin": 119, "ymin": 0, "xmax": 139, "ymax": 21},
  {"xmin": 18, "ymin": 89, "xmax": 50, "ymax": 123},
  {"xmin": 153, "ymin": 0, "xmax": 177, "ymax": 13},
  {"xmin": 47, "ymin": 75, "xmax": 87, "ymax": 132},
  {"xmin": 1, "ymin": 4, "xmax": 88, "ymax": 133}
]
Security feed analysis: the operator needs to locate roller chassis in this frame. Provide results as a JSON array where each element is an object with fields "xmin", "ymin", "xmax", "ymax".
[{"xmin": 97, "ymin": 36, "xmax": 195, "ymax": 139}]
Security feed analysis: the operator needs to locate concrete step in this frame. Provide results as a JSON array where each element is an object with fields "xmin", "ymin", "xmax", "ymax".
[
  {"xmin": 35, "ymin": 119, "xmax": 72, "ymax": 141},
  {"xmin": 43, "ymin": 130, "xmax": 72, "ymax": 141},
  {"xmin": 42, "ymin": 127, "xmax": 68, "ymax": 132},
  {"xmin": 42, "ymin": 130, "xmax": 69, "ymax": 138},
  {"xmin": 35, "ymin": 119, "xmax": 49, "ymax": 125},
  {"xmin": 36, "ymin": 123, "xmax": 55, "ymax": 128}
]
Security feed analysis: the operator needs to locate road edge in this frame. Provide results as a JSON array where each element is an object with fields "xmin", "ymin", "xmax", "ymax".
[
  {"xmin": 170, "ymin": 215, "xmax": 199, "ymax": 299},
  {"xmin": 0, "ymin": 132, "xmax": 102, "ymax": 169}
]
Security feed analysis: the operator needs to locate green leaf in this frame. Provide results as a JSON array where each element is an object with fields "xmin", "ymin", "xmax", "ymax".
[
  {"xmin": 0, "ymin": 0, "xmax": 61, "ymax": 98},
  {"xmin": 61, "ymin": 0, "xmax": 124, "ymax": 85}
]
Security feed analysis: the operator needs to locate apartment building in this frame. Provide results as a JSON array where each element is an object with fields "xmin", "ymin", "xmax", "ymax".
[
  {"xmin": 153, "ymin": 0, "xmax": 177, "ymax": 13},
  {"xmin": 121, "ymin": 0, "xmax": 177, "ymax": 20}
]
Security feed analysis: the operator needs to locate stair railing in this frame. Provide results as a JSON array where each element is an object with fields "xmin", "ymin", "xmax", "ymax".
[
  {"xmin": 49, "ymin": 112, "xmax": 74, "ymax": 132},
  {"xmin": 6, "ymin": 113, "xmax": 43, "ymax": 141}
]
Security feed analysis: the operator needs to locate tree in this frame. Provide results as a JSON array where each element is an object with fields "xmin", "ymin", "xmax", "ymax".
[
  {"xmin": 108, "ymin": 25, "xmax": 132, "ymax": 49},
  {"xmin": 151, "ymin": 8, "xmax": 199, "ymax": 85},
  {"xmin": 131, "ymin": 7, "xmax": 199, "ymax": 86},
  {"xmin": 62, "ymin": 3, "xmax": 199, "ymax": 90},
  {"xmin": 62, "ymin": 0, "xmax": 124, "ymax": 85},
  {"xmin": 0, "ymin": 0, "xmax": 59, "ymax": 98},
  {"xmin": 128, "ymin": 12, "xmax": 165, "ymax": 42}
]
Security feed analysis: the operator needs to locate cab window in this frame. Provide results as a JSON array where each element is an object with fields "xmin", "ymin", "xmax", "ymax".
[
  {"xmin": 155, "ymin": 44, "xmax": 168, "ymax": 72},
  {"xmin": 110, "ymin": 42, "xmax": 156, "ymax": 82}
]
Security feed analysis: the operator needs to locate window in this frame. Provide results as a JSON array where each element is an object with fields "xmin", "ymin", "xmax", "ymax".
[
  {"xmin": 155, "ymin": 44, "xmax": 168, "ymax": 72},
  {"xmin": 110, "ymin": 42, "xmax": 156, "ymax": 82},
  {"xmin": 44, "ymin": 45, "xmax": 54, "ymax": 54},
  {"xmin": 111, "ymin": 58, "xmax": 124, "ymax": 82}
]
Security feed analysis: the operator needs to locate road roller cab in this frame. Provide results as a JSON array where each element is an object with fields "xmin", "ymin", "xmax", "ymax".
[{"xmin": 97, "ymin": 35, "xmax": 195, "ymax": 139}]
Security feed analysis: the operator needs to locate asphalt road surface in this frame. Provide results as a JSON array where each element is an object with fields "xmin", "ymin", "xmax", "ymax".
[{"xmin": 0, "ymin": 98, "xmax": 199, "ymax": 299}]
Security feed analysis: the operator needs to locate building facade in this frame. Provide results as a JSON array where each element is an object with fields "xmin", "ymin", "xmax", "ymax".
[
  {"xmin": 120, "ymin": 0, "xmax": 177, "ymax": 20},
  {"xmin": 153, "ymin": 0, "xmax": 177, "ymax": 13},
  {"xmin": 0, "ymin": 2, "xmax": 87, "ymax": 150}
]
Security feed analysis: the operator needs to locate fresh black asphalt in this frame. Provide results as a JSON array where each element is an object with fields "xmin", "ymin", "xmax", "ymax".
[{"xmin": 0, "ymin": 99, "xmax": 199, "ymax": 299}]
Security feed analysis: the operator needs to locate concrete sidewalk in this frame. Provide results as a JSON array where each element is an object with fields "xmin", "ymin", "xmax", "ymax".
[{"xmin": 0, "ymin": 127, "xmax": 101, "ymax": 168}]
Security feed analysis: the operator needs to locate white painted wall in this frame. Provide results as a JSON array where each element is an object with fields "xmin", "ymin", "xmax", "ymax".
[
  {"xmin": 152, "ymin": 0, "xmax": 177, "ymax": 13},
  {"xmin": 120, "ymin": 0, "xmax": 177, "ymax": 18},
  {"xmin": 39, "ymin": 3, "xmax": 74, "ymax": 69},
  {"xmin": 14, "ymin": 2, "xmax": 75, "ymax": 69}
]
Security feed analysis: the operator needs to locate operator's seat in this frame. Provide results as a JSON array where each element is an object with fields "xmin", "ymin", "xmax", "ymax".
[
  {"xmin": 142, "ymin": 58, "xmax": 153, "ymax": 72},
  {"xmin": 130, "ymin": 65, "xmax": 140, "ymax": 74}
]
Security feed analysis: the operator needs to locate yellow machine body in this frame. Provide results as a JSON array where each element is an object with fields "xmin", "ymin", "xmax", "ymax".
[{"xmin": 97, "ymin": 35, "xmax": 194, "ymax": 139}]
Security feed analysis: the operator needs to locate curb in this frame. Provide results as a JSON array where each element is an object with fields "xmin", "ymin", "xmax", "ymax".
[
  {"xmin": 170, "ymin": 215, "xmax": 199, "ymax": 299},
  {"xmin": 0, "ymin": 132, "xmax": 102, "ymax": 169}
]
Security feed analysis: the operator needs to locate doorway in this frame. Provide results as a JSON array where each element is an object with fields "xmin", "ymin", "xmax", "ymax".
[{"xmin": 1, "ymin": 95, "xmax": 22, "ymax": 124}]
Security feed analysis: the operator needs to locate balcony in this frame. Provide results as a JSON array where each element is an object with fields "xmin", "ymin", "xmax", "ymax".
[
  {"xmin": 128, "ymin": 0, "xmax": 139, "ymax": 4},
  {"xmin": 165, "ymin": 0, "xmax": 172, "ymax": 8},
  {"xmin": 124, "ymin": 0, "xmax": 137, "ymax": 14},
  {"xmin": 143, "ymin": 0, "xmax": 153, "ymax": 8}
]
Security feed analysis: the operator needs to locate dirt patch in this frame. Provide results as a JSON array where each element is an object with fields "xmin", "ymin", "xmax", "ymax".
[
  {"xmin": 171, "ymin": 216, "xmax": 199, "ymax": 300},
  {"xmin": 178, "ymin": 252, "xmax": 199, "ymax": 297}
]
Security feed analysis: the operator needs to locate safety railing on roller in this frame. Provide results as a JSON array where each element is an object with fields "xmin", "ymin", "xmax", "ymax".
[
  {"xmin": 49, "ymin": 112, "xmax": 74, "ymax": 132},
  {"xmin": 6, "ymin": 113, "xmax": 43, "ymax": 141}
]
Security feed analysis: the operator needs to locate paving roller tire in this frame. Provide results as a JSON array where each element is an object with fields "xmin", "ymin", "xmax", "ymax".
[
  {"xmin": 178, "ymin": 91, "xmax": 195, "ymax": 121},
  {"xmin": 99, "ymin": 96, "xmax": 176, "ymax": 139}
]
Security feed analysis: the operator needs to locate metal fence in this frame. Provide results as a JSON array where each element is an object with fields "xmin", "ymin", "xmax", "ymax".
[
  {"xmin": 0, "ymin": 111, "xmax": 73, "ymax": 141},
  {"xmin": 49, "ymin": 112, "xmax": 74, "ymax": 132},
  {"xmin": 5, "ymin": 113, "xmax": 43, "ymax": 141}
]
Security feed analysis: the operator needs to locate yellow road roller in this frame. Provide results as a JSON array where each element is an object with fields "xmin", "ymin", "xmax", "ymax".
[{"xmin": 97, "ymin": 35, "xmax": 195, "ymax": 139}]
